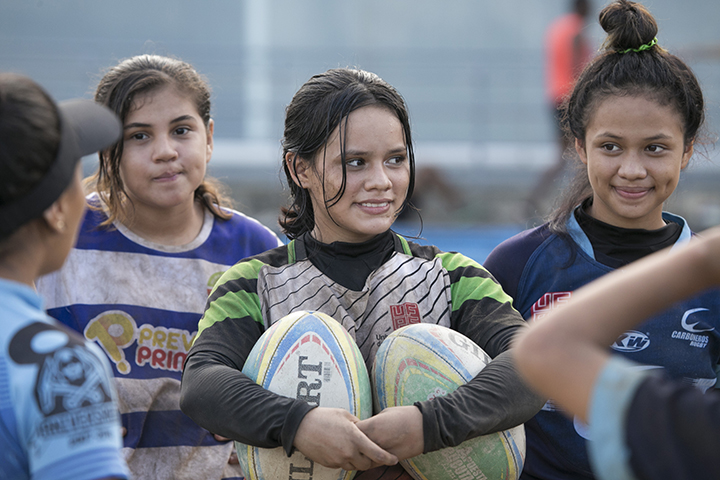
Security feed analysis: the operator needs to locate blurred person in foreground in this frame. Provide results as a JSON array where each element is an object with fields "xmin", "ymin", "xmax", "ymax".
[{"xmin": 0, "ymin": 72, "xmax": 127, "ymax": 480}]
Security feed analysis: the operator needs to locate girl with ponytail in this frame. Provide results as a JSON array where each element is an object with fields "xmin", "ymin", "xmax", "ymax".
[{"xmin": 485, "ymin": 1, "xmax": 718, "ymax": 478}]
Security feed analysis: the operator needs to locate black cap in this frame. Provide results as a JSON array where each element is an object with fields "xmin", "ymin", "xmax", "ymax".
[{"xmin": 0, "ymin": 99, "xmax": 121, "ymax": 237}]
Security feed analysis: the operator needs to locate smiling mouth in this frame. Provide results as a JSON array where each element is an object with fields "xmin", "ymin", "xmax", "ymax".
[
  {"xmin": 614, "ymin": 187, "xmax": 652, "ymax": 198},
  {"xmin": 359, "ymin": 202, "xmax": 390, "ymax": 208}
]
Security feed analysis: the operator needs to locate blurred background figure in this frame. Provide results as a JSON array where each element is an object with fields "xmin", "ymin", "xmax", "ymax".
[{"xmin": 527, "ymin": 0, "xmax": 592, "ymax": 220}]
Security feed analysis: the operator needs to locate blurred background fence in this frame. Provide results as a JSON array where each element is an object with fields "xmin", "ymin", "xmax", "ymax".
[{"xmin": 3, "ymin": 0, "xmax": 720, "ymax": 259}]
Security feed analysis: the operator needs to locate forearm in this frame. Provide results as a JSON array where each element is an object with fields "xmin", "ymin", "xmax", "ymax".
[
  {"xmin": 180, "ymin": 350, "xmax": 314, "ymax": 455},
  {"xmin": 417, "ymin": 350, "xmax": 544, "ymax": 452}
]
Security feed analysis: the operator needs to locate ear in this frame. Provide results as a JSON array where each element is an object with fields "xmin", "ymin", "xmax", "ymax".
[
  {"xmin": 205, "ymin": 119, "xmax": 214, "ymax": 165},
  {"xmin": 681, "ymin": 140, "xmax": 694, "ymax": 170},
  {"xmin": 285, "ymin": 151, "xmax": 312, "ymax": 188},
  {"xmin": 42, "ymin": 201, "xmax": 67, "ymax": 235},
  {"xmin": 575, "ymin": 138, "xmax": 588, "ymax": 165}
]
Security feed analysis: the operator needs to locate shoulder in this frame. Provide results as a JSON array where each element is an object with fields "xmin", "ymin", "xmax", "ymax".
[
  {"xmin": 402, "ymin": 237, "xmax": 481, "ymax": 273},
  {"xmin": 212, "ymin": 243, "xmax": 290, "ymax": 292},
  {"xmin": 215, "ymin": 207, "xmax": 282, "ymax": 247},
  {"xmin": 484, "ymin": 224, "xmax": 554, "ymax": 294},
  {"xmin": 402, "ymin": 237, "xmax": 509, "ymax": 301}
]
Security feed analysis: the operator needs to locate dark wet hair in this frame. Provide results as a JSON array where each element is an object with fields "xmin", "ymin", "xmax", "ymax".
[
  {"xmin": 279, "ymin": 68, "xmax": 416, "ymax": 240},
  {"xmin": 548, "ymin": 0, "xmax": 705, "ymax": 235},
  {"xmin": 89, "ymin": 54, "xmax": 231, "ymax": 226}
]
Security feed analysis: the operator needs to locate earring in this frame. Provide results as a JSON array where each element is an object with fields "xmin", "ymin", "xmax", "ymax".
[{"xmin": 56, "ymin": 219, "xmax": 66, "ymax": 233}]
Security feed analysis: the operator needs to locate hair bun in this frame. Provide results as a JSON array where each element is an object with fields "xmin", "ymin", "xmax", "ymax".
[{"xmin": 599, "ymin": 0, "xmax": 658, "ymax": 52}]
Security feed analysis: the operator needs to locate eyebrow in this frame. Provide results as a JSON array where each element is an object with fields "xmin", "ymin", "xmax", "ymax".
[
  {"xmin": 597, "ymin": 132, "xmax": 674, "ymax": 141},
  {"xmin": 343, "ymin": 146, "xmax": 407, "ymax": 156},
  {"xmin": 124, "ymin": 114, "xmax": 197, "ymax": 130}
]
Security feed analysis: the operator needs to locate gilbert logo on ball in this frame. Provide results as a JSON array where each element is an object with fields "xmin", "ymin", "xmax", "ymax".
[
  {"xmin": 373, "ymin": 323, "xmax": 525, "ymax": 480},
  {"xmin": 238, "ymin": 310, "xmax": 372, "ymax": 480}
]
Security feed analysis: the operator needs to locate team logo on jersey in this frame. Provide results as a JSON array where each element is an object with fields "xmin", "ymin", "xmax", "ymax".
[
  {"xmin": 671, "ymin": 308, "xmax": 712, "ymax": 348},
  {"xmin": 84, "ymin": 310, "xmax": 197, "ymax": 374},
  {"xmin": 681, "ymin": 308, "xmax": 714, "ymax": 333},
  {"xmin": 530, "ymin": 291, "xmax": 572, "ymax": 321},
  {"xmin": 36, "ymin": 345, "xmax": 113, "ymax": 415},
  {"xmin": 8, "ymin": 322, "xmax": 117, "ymax": 441},
  {"xmin": 390, "ymin": 302, "xmax": 421, "ymax": 330},
  {"xmin": 611, "ymin": 330, "xmax": 650, "ymax": 352}
]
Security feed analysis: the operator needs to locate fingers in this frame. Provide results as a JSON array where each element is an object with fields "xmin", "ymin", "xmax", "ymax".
[
  {"xmin": 355, "ymin": 433, "xmax": 399, "ymax": 467},
  {"xmin": 293, "ymin": 407, "xmax": 398, "ymax": 471},
  {"xmin": 355, "ymin": 406, "xmax": 424, "ymax": 460}
]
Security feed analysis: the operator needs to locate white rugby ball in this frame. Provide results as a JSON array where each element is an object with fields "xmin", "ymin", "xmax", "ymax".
[
  {"xmin": 373, "ymin": 323, "xmax": 525, "ymax": 480},
  {"xmin": 237, "ymin": 310, "xmax": 372, "ymax": 480}
]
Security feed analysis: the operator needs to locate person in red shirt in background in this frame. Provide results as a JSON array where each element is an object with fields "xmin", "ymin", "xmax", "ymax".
[{"xmin": 528, "ymin": 0, "xmax": 592, "ymax": 219}]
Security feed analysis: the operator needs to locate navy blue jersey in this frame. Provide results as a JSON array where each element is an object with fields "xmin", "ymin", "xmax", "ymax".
[{"xmin": 485, "ymin": 211, "xmax": 720, "ymax": 480}]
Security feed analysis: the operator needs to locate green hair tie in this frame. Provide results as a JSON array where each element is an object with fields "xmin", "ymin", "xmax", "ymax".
[{"xmin": 619, "ymin": 37, "xmax": 658, "ymax": 54}]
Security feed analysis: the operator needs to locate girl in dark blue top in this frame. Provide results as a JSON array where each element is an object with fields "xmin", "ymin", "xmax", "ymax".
[{"xmin": 484, "ymin": 1, "xmax": 720, "ymax": 479}]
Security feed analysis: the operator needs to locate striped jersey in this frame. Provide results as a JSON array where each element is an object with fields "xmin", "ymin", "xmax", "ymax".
[
  {"xmin": 36, "ymin": 197, "xmax": 282, "ymax": 480},
  {"xmin": 199, "ymin": 230, "xmax": 519, "ymax": 370}
]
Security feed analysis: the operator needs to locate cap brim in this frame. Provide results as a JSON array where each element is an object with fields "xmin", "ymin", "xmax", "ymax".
[
  {"xmin": 58, "ymin": 99, "xmax": 122, "ymax": 158},
  {"xmin": 0, "ymin": 99, "xmax": 120, "ymax": 238}
]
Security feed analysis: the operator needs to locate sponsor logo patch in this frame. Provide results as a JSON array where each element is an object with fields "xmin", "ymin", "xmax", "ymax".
[
  {"xmin": 611, "ymin": 330, "xmax": 650, "ymax": 352},
  {"xmin": 84, "ymin": 310, "xmax": 196, "ymax": 374},
  {"xmin": 672, "ymin": 307, "xmax": 712, "ymax": 348},
  {"xmin": 390, "ymin": 302, "xmax": 421, "ymax": 330},
  {"xmin": 531, "ymin": 292, "xmax": 572, "ymax": 321}
]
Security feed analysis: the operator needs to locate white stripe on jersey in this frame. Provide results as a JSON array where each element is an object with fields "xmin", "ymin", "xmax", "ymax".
[{"xmin": 38, "ymin": 248, "xmax": 230, "ymax": 313}]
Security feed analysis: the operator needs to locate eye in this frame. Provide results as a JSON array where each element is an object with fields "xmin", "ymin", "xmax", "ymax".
[
  {"xmin": 345, "ymin": 158, "xmax": 363, "ymax": 167},
  {"xmin": 600, "ymin": 143, "xmax": 619, "ymax": 153},
  {"xmin": 128, "ymin": 132, "xmax": 148, "ymax": 141},
  {"xmin": 646, "ymin": 144, "xmax": 666, "ymax": 153},
  {"xmin": 174, "ymin": 126, "xmax": 191, "ymax": 135},
  {"xmin": 387, "ymin": 155, "xmax": 406, "ymax": 165}
]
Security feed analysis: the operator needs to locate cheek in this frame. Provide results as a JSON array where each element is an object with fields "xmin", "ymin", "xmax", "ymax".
[{"xmin": 394, "ymin": 168, "xmax": 411, "ymax": 191}]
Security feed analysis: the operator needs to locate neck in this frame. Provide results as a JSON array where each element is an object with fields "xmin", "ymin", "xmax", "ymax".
[
  {"xmin": 0, "ymin": 236, "xmax": 44, "ymax": 287},
  {"xmin": 120, "ymin": 199, "xmax": 206, "ymax": 246}
]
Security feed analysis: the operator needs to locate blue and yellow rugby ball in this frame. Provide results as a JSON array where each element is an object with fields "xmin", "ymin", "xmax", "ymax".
[{"xmin": 238, "ymin": 310, "xmax": 372, "ymax": 480}]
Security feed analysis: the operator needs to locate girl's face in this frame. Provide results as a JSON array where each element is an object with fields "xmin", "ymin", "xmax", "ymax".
[
  {"xmin": 576, "ymin": 94, "xmax": 693, "ymax": 230},
  {"xmin": 119, "ymin": 86, "xmax": 213, "ymax": 216},
  {"xmin": 292, "ymin": 105, "xmax": 410, "ymax": 244}
]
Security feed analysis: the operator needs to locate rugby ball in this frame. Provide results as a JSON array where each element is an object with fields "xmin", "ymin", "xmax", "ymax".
[
  {"xmin": 237, "ymin": 310, "xmax": 372, "ymax": 480},
  {"xmin": 373, "ymin": 323, "xmax": 525, "ymax": 480}
]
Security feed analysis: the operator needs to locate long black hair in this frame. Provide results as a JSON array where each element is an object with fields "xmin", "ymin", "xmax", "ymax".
[{"xmin": 280, "ymin": 68, "xmax": 416, "ymax": 239}]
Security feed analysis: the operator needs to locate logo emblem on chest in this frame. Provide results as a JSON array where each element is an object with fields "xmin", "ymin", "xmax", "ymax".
[{"xmin": 390, "ymin": 302, "xmax": 421, "ymax": 330}]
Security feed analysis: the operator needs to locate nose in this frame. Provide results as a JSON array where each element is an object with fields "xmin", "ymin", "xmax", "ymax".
[
  {"xmin": 153, "ymin": 134, "xmax": 178, "ymax": 163},
  {"xmin": 617, "ymin": 152, "xmax": 647, "ymax": 180},
  {"xmin": 365, "ymin": 161, "xmax": 393, "ymax": 191}
]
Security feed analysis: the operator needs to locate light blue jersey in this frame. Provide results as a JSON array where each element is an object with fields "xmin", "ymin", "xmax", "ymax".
[{"xmin": 0, "ymin": 278, "xmax": 128, "ymax": 480}]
